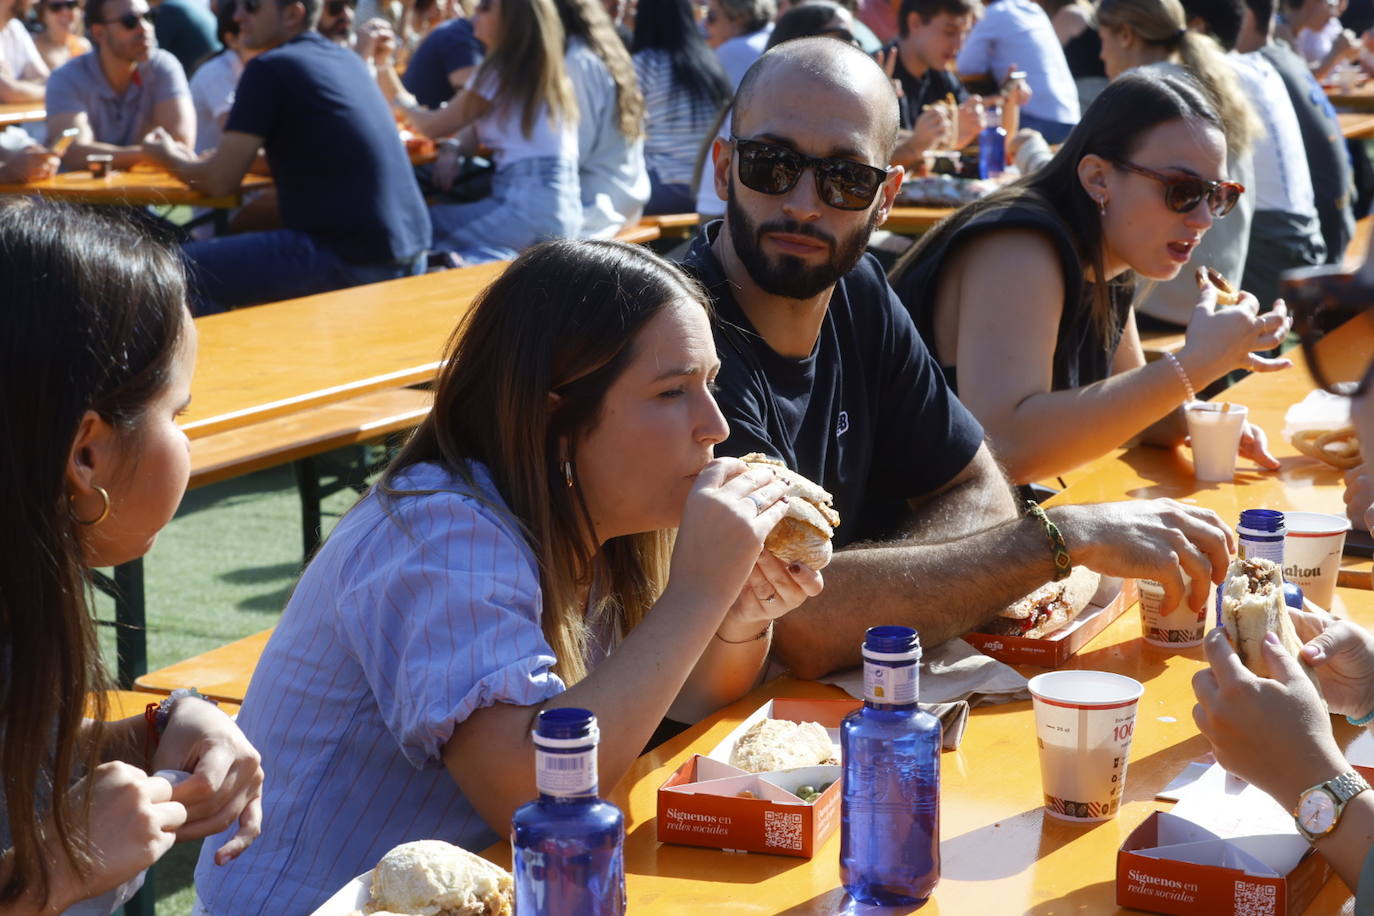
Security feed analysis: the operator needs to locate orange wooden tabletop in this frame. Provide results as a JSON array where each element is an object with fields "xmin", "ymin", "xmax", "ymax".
[
  {"xmin": 1340, "ymin": 111, "xmax": 1374, "ymax": 140},
  {"xmin": 883, "ymin": 205, "xmax": 954, "ymax": 234},
  {"xmin": 0, "ymin": 163, "xmax": 273, "ymax": 209},
  {"xmin": 180, "ymin": 261, "xmax": 506, "ymax": 439},
  {"xmin": 481, "ymin": 586, "xmax": 1374, "ymax": 913},
  {"xmin": 0, "ymin": 101, "xmax": 45, "ymax": 127},
  {"xmin": 1329, "ymin": 79, "xmax": 1374, "ymax": 112}
]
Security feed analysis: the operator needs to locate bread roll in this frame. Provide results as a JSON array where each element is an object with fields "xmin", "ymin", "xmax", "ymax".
[
  {"xmin": 729, "ymin": 718, "xmax": 839, "ymax": 773},
  {"xmin": 740, "ymin": 453, "xmax": 841, "ymax": 570},
  {"xmin": 367, "ymin": 840, "xmax": 513, "ymax": 916},
  {"xmin": 981, "ymin": 566, "xmax": 1101, "ymax": 638}
]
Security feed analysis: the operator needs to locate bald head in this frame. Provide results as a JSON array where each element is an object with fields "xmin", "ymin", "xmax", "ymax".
[{"xmin": 733, "ymin": 37, "xmax": 900, "ymax": 162}]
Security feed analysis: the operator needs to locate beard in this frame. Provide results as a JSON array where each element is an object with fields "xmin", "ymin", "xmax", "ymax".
[{"xmin": 725, "ymin": 174, "xmax": 879, "ymax": 300}]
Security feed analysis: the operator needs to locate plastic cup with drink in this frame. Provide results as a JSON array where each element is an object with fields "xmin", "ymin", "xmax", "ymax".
[
  {"xmin": 1027, "ymin": 670, "xmax": 1144, "ymax": 822},
  {"xmin": 1139, "ymin": 570, "xmax": 1205, "ymax": 648},
  {"xmin": 1184, "ymin": 400, "xmax": 1248, "ymax": 482},
  {"xmin": 1284, "ymin": 511, "xmax": 1351, "ymax": 609},
  {"xmin": 86, "ymin": 153, "xmax": 113, "ymax": 179}
]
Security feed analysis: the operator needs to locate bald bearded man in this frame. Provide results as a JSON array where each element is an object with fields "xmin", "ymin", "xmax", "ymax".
[{"xmin": 683, "ymin": 38, "xmax": 1237, "ymax": 678}]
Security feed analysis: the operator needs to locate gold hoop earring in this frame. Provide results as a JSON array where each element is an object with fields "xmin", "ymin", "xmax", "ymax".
[
  {"xmin": 72, "ymin": 485, "xmax": 111, "ymax": 526},
  {"xmin": 563, "ymin": 460, "xmax": 574, "ymax": 488}
]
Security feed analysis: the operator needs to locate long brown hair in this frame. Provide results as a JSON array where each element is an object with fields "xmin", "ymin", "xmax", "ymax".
[
  {"xmin": 1095, "ymin": 0, "xmax": 1258, "ymax": 155},
  {"xmin": 0, "ymin": 198, "xmax": 188, "ymax": 905},
  {"xmin": 478, "ymin": 0, "xmax": 578, "ymax": 139},
  {"xmin": 556, "ymin": 0, "xmax": 647, "ymax": 140},
  {"xmin": 384, "ymin": 240, "xmax": 710, "ymax": 683},
  {"xmin": 891, "ymin": 70, "xmax": 1226, "ymax": 339}
]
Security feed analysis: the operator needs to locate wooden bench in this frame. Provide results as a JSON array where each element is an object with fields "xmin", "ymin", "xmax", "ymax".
[
  {"xmin": 101, "ymin": 387, "xmax": 433, "ymax": 689},
  {"xmin": 1140, "ymin": 328, "xmax": 1188, "ymax": 361},
  {"xmin": 133, "ymin": 628, "xmax": 274, "ymax": 706},
  {"xmin": 613, "ymin": 222, "xmax": 663, "ymax": 245},
  {"xmin": 89, "ymin": 689, "xmax": 242, "ymax": 720},
  {"xmin": 638, "ymin": 213, "xmax": 700, "ymax": 238}
]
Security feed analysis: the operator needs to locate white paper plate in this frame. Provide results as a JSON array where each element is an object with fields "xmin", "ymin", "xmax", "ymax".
[{"xmin": 308, "ymin": 869, "xmax": 372, "ymax": 916}]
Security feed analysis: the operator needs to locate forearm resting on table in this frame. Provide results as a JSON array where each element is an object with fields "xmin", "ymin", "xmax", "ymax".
[
  {"xmin": 772, "ymin": 515, "xmax": 1063, "ymax": 679},
  {"xmin": 976, "ymin": 360, "xmax": 1191, "ymax": 485},
  {"xmin": 442, "ymin": 587, "xmax": 747, "ymax": 833},
  {"xmin": 0, "ymin": 76, "xmax": 43, "ymax": 104},
  {"xmin": 63, "ymin": 141, "xmax": 145, "ymax": 172}
]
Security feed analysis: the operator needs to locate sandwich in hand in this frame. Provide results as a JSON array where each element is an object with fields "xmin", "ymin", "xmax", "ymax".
[
  {"xmin": 1197, "ymin": 266, "xmax": 1242, "ymax": 306},
  {"xmin": 980, "ymin": 566, "xmax": 1101, "ymax": 639},
  {"xmin": 356, "ymin": 840, "xmax": 513, "ymax": 916},
  {"xmin": 740, "ymin": 453, "xmax": 841, "ymax": 570},
  {"xmin": 1220, "ymin": 557, "xmax": 1321, "ymax": 693}
]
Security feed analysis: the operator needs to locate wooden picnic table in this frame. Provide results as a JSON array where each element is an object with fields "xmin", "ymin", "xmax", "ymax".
[
  {"xmin": 1328, "ymin": 80, "xmax": 1374, "ymax": 113},
  {"xmin": 0, "ymin": 162, "xmax": 273, "ymax": 209},
  {"xmin": 883, "ymin": 204, "xmax": 954, "ymax": 234},
  {"xmin": 181, "ymin": 261, "xmax": 506, "ymax": 439},
  {"xmin": 0, "ymin": 101, "xmax": 44, "ymax": 127},
  {"xmin": 480, "ymin": 584, "xmax": 1374, "ymax": 912},
  {"xmin": 1341, "ymin": 110, "xmax": 1374, "ymax": 140}
]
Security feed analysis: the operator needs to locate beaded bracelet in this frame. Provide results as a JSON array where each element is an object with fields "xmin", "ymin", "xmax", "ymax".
[
  {"xmin": 144, "ymin": 688, "xmax": 219, "ymax": 764},
  {"xmin": 1348, "ymin": 708, "xmax": 1374, "ymax": 727},
  {"xmin": 1162, "ymin": 351, "xmax": 1196, "ymax": 402},
  {"xmin": 1025, "ymin": 501, "xmax": 1072, "ymax": 582}
]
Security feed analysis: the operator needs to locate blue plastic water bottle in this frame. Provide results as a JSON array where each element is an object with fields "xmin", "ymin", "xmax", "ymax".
[
  {"xmin": 978, "ymin": 103, "xmax": 1006, "ymax": 180},
  {"xmin": 512, "ymin": 708, "xmax": 625, "ymax": 915},
  {"xmin": 840, "ymin": 626, "xmax": 942, "ymax": 907}
]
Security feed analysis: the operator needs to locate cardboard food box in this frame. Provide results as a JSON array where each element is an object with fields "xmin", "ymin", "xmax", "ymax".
[
  {"xmin": 657, "ymin": 698, "xmax": 857, "ymax": 857},
  {"xmin": 964, "ymin": 577, "xmax": 1138, "ymax": 667},
  {"xmin": 1117, "ymin": 763, "xmax": 1332, "ymax": 916}
]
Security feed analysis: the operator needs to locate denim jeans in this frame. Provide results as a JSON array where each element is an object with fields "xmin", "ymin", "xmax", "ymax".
[
  {"xmin": 182, "ymin": 230, "xmax": 427, "ymax": 315},
  {"xmin": 429, "ymin": 155, "xmax": 581, "ymax": 264}
]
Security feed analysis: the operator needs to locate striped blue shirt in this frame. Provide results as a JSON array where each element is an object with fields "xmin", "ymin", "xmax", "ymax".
[
  {"xmin": 192, "ymin": 461, "xmax": 567, "ymax": 915},
  {"xmin": 632, "ymin": 49, "xmax": 722, "ymax": 188}
]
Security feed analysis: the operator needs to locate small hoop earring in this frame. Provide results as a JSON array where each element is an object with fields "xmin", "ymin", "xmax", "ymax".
[
  {"xmin": 72, "ymin": 485, "xmax": 111, "ymax": 526},
  {"xmin": 563, "ymin": 460, "xmax": 574, "ymax": 488}
]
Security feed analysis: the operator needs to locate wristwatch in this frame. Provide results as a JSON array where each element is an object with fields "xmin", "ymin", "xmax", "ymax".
[{"xmin": 1294, "ymin": 770, "xmax": 1370, "ymax": 841}]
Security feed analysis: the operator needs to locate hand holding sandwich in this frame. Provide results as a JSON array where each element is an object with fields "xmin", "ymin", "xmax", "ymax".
[
  {"xmin": 1192, "ymin": 628, "xmax": 1347, "ymax": 811},
  {"xmin": 1291, "ymin": 608, "xmax": 1374, "ymax": 722},
  {"xmin": 717, "ymin": 548, "xmax": 824, "ymax": 643}
]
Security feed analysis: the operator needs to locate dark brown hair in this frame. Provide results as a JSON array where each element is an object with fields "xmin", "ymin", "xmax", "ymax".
[
  {"xmin": 384, "ymin": 239, "xmax": 709, "ymax": 683},
  {"xmin": 891, "ymin": 70, "xmax": 1226, "ymax": 338},
  {"xmin": 0, "ymin": 197, "xmax": 188, "ymax": 906}
]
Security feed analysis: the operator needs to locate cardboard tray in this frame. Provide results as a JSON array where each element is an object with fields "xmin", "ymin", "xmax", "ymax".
[
  {"xmin": 964, "ymin": 578, "xmax": 1138, "ymax": 667},
  {"xmin": 657, "ymin": 698, "xmax": 857, "ymax": 857},
  {"xmin": 1117, "ymin": 811, "xmax": 1331, "ymax": 916}
]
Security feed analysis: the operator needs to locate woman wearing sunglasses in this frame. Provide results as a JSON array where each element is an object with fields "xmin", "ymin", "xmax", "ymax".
[
  {"xmin": 1191, "ymin": 265, "xmax": 1374, "ymax": 901},
  {"xmin": 888, "ymin": 70, "xmax": 1290, "ymax": 487},
  {"xmin": 33, "ymin": 0, "xmax": 91, "ymax": 72}
]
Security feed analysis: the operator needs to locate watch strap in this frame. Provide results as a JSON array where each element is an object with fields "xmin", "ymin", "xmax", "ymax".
[{"xmin": 1295, "ymin": 770, "xmax": 1371, "ymax": 840}]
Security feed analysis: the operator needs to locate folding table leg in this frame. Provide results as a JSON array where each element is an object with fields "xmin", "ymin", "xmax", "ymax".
[
  {"xmin": 120, "ymin": 871, "xmax": 156, "ymax": 916},
  {"xmin": 113, "ymin": 559, "xmax": 147, "ymax": 689},
  {"xmin": 295, "ymin": 456, "xmax": 322, "ymax": 565}
]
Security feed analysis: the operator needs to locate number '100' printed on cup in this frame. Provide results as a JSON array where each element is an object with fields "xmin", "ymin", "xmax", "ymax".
[{"xmin": 1027, "ymin": 671, "xmax": 1144, "ymax": 823}]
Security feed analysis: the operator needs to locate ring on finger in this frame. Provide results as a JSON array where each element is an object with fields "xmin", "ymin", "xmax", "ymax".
[
  {"xmin": 745, "ymin": 492, "xmax": 766, "ymax": 514},
  {"xmin": 762, "ymin": 594, "xmax": 778, "ymax": 603}
]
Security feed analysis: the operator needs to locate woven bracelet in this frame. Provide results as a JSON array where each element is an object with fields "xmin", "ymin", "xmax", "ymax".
[
  {"xmin": 1348, "ymin": 708, "xmax": 1374, "ymax": 727},
  {"xmin": 1026, "ymin": 501, "xmax": 1073, "ymax": 582}
]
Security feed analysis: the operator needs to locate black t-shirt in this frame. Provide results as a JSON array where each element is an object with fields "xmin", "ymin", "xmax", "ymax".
[
  {"xmin": 401, "ymin": 18, "xmax": 481, "ymax": 110},
  {"xmin": 226, "ymin": 32, "xmax": 431, "ymax": 264},
  {"xmin": 1261, "ymin": 42, "xmax": 1356, "ymax": 264},
  {"xmin": 680, "ymin": 222, "xmax": 986, "ymax": 547},
  {"xmin": 891, "ymin": 197, "xmax": 1132, "ymax": 395},
  {"xmin": 890, "ymin": 44, "xmax": 968, "ymax": 131}
]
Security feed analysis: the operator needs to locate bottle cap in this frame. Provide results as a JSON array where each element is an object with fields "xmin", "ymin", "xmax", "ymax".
[
  {"xmin": 862, "ymin": 625, "xmax": 921, "ymax": 662},
  {"xmin": 533, "ymin": 707, "xmax": 599, "ymax": 748},
  {"xmin": 1238, "ymin": 508, "xmax": 1286, "ymax": 533}
]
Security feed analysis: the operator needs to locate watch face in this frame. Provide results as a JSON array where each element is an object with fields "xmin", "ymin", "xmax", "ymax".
[{"xmin": 1298, "ymin": 790, "xmax": 1338, "ymax": 836}]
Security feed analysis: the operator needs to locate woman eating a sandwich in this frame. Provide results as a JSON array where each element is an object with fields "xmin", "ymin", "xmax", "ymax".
[
  {"xmin": 191, "ymin": 239, "xmax": 827, "ymax": 914},
  {"xmin": 888, "ymin": 70, "xmax": 1290, "ymax": 487},
  {"xmin": 1192, "ymin": 262, "xmax": 1374, "ymax": 897}
]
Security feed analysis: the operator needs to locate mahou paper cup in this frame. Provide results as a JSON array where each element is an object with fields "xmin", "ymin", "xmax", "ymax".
[
  {"xmin": 1284, "ymin": 511, "xmax": 1352, "ymax": 610},
  {"xmin": 1139, "ymin": 575, "xmax": 1205, "ymax": 648},
  {"xmin": 1184, "ymin": 401, "xmax": 1248, "ymax": 482},
  {"xmin": 1027, "ymin": 670, "xmax": 1144, "ymax": 822}
]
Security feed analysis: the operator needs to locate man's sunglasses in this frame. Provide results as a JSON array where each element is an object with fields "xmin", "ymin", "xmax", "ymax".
[
  {"xmin": 46, "ymin": 1, "xmax": 81, "ymax": 11},
  {"xmin": 324, "ymin": 0, "xmax": 355, "ymax": 14},
  {"xmin": 731, "ymin": 136, "xmax": 892, "ymax": 211},
  {"xmin": 1112, "ymin": 160, "xmax": 1244, "ymax": 218},
  {"xmin": 1280, "ymin": 264, "xmax": 1374, "ymax": 397},
  {"xmin": 99, "ymin": 8, "xmax": 152, "ymax": 26}
]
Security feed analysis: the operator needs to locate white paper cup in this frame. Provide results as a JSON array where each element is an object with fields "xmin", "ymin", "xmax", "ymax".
[
  {"xmin": 1138, "ymin": 576, "xmax": 1204, "ymax": 648},
  {"xmin": 1027, "ymin": 670, "xmax": 1144, "ymax": 822},
  {"xmin": 1184, "ymin": 401, "xmax": 1248, "ymax": 482},
  {"xmin": 1284, "ymin": 511, "xmax": 1352, "ymax": 609}
]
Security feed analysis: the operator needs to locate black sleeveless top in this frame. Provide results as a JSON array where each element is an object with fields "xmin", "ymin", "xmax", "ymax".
[
  {"xmin": 1063, "ymin": 26, "xmax": 1106, "ymax": 79},
  {"xmin": 890, "ymin": 198, "xmax": 1132, "ymax": 398}
]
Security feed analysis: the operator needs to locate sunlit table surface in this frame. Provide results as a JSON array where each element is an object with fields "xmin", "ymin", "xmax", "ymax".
[
  {"xmin": 482, "ymin": 585, "xmax": 1374, "ymax": 913},
  {"xmin": 0, "ymin": 162, "xmax": 272, "ymax": 209},
  {"xmin": 181, "ymin": 261, "xmax": 507, "ymax": 439},
  {"xmin": 0, "ymin": 101, "xmax": 44, "ymax": 127}
]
